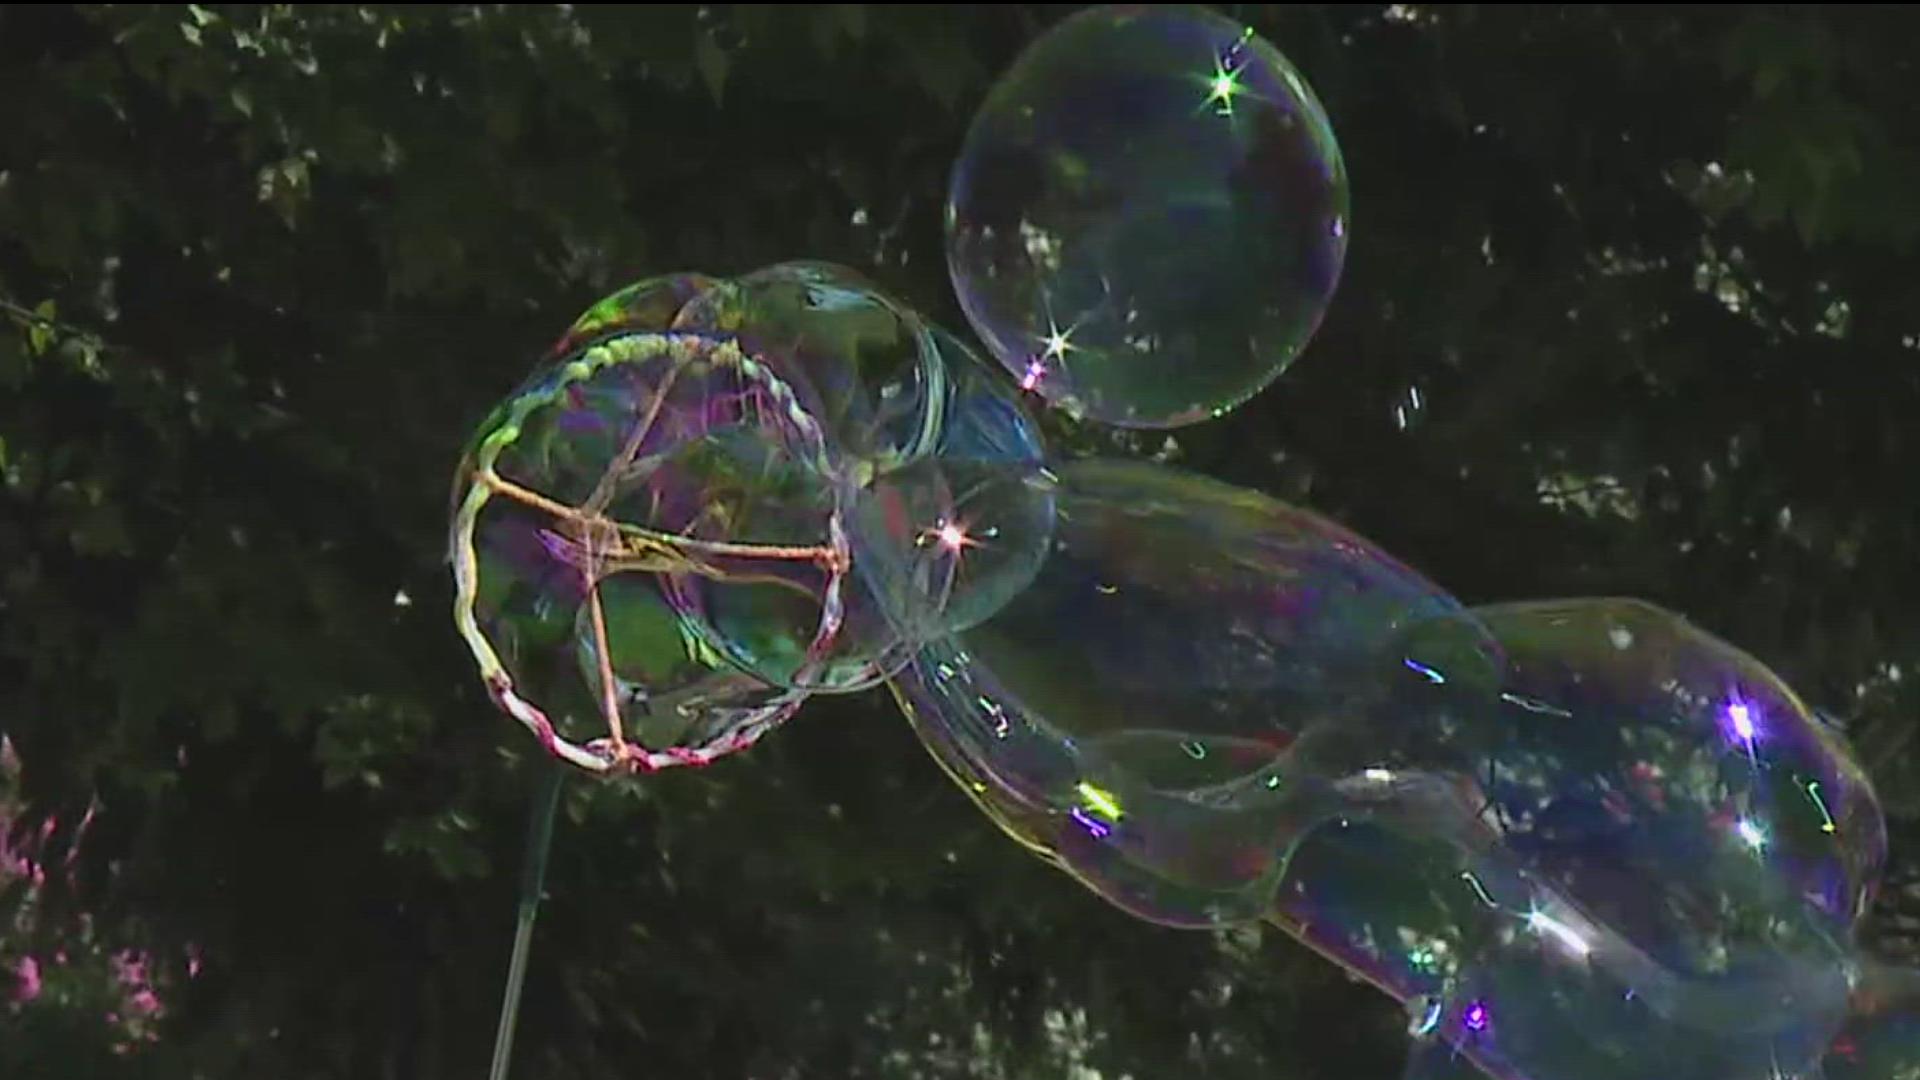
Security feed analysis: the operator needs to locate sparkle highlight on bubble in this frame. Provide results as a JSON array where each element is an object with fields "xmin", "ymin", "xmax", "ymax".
[
  {"xmin": 1076, "ymin": 781, "xmax": 1125, "ymax": 822},
  {"xmin": 1526, "ymin": 908, "xmax": 1594, "ymax": 959},
  {"xmin": 1729, "ymin": 700, "xmax": 1757, "ymax": 743},
  {"xmin": 946, "ymin": 5, "xmax": 1349, "ymax": 426}
]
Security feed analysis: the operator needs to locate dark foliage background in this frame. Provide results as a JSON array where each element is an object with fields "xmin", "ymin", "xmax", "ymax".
[{"xmin": 1, "ymin": 5, "xmax": 1916, "ymax": 1079}]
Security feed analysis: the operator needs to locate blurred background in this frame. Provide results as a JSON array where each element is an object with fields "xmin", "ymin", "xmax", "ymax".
[{"xmin": 1, "ymin": 5, "xmax": 1916, "ymax": 1078}]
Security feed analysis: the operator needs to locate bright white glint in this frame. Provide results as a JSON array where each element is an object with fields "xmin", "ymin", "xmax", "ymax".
[
  {"xmin": 1527, "ymin": 910, "xmax": 1593, "ymax": 958},
  {"xmin": 1729, "ymin": 702, "xmax": 1756, "ymax": 741},
  {"xmin": 932, "ymin": 522, "xmax": 973, "ymax": 553}
]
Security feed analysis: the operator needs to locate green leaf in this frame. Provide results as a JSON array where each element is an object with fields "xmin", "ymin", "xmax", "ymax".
[
  {"xmin": 695, "ymin": 32, "xmax": 729, "ymax": 104},
  {"xmin": 26, "ymin": 299, "xmax": 55, "ymax": 356}
]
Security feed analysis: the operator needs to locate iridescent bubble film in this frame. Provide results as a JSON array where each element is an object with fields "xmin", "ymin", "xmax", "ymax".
[
  {"xmin": 664, "ymin": 262, "xmax": 1002, "ymax": 691},
  {"xmin": 946, "ymin": 4, "xmax": 1348, "ymax": 427},
  {"xmin": 1265, "ymin": 599, "xmax": 1885, "ymax": 1080},
  {"xmin": 451, "ymin": 328, "xmax": 846, "ymax": 770},
  {"xmin": 888, "ymin": 458, "xmax": 1465, "ymax": 927},
  {"xmin": 671, "ymin": 261, "xmax": 944, "ymax": 469},
  {"xmin": 849, "ymin": 325, "xmax": 1054, "ymax": 644},
  {"xmin": 444, "ymin": 17, "xmax": 1920, "ymax": 1071},
  {"xmin": 549, "ymin": 271, "xmax": 719, "ymax": 359}
]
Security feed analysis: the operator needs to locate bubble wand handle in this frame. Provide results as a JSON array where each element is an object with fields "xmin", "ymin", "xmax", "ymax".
[{"xmin": 488, "ymin": 762, "xmax": 564, "ymax": 1080}]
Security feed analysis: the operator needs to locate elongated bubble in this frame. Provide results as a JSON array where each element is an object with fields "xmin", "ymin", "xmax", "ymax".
[
  {"xmin": 1269, "ymin": 599, "xmax": 1884, "ymax": 1080},
  {"xmin": 887, "ymin": 458, "xmax": 1464, "ymax": 926}
]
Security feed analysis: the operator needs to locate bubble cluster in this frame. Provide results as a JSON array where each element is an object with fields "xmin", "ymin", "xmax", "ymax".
[
  {"xmin": 451, "ymin": 266, "xmax": 1049, "ymax": 769},
  {"xmin": 450, "ymin": 8, "xmax": 1916, "ymax": 1080}
]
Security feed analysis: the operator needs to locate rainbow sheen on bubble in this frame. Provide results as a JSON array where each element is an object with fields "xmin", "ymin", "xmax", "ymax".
[
  {"xmin": 444, "ymin": 13, "xmax": 1920, "ymax": 1070},
  {"xmin": 886, "ymin": 492, "xmax": 1892, "ymax": 1080},
  {"xmin": 946, "ymin": 4, "xmax": 1348, "ymax": 427},
  {"xmin": 671, "ymin": 261, "xmax": 944, "ymax": 470},
  {"xmin": 451, "ymin": 329, "xmax": 845, "ymax": 768},
  {"xmin": 888, "ymin": 458, "xmax": 1466, "ymax": 927},
  {"xmin": 663, "ymin": 262, "xmax": 1016, "ymax": 691},
  {"xmin": 451, "ymin": 263, "xmax": 1062, "ymax": 770},
  {"xmin": 1262, "ymin": 599, "xmax": 1885, "ymax": 1080},
  {"xmin": 550, "ymin": 271, "xmax": 719, "ymax": 359},
  {"xmin": 848, "ymin": 325, "xmax": 1054, "ymax": 644}
]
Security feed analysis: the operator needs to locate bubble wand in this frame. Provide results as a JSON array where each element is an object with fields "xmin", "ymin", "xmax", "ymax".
[
  {"xmin": 486, "ymin": 761, "xmax": 560, "ymax": 1080},
  {"xmin": 451, "ymin": 9, "xmax": 1920, "ymax": 1080}
]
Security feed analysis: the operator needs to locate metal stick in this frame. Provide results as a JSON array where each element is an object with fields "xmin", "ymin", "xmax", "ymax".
[{"xmin": 488, "ymin": 762, "xmax": 564, "ymax": 1080}]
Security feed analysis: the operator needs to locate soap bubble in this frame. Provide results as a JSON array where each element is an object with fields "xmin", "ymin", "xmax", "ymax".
[
  {"xmin": 947, "ymin": 5, "xmax": 1348, "ymax": 427},
  {"xmin": 451, "ymin": 329, "xmax": 845, "ymax": 769},
  {"xmin": 848, "ymin": 325, "xmax": 1055, "ymax": 645},
  {"xmin": 1271, "ymin": 599, "xmax": 1884, "ymax": 1080},
  {"xmin": 549, "ymin": 271, "xmax": 719, "ymax": 359},
  {"xmin": 671, "ymin": 261, "xmax": 944, "ymax": 469},
  {"xmin": 887, "ymin": 458, "xmax": 1463, "ymax": 926}
]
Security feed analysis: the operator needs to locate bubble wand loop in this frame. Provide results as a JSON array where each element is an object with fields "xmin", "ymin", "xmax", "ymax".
[{"xmin": 452, "ymin": 329, "xmax": 851, "ymax": 776}]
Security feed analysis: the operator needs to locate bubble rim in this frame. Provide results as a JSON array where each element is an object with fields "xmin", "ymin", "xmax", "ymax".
[{"xmin": 450, "ymin": 329, "xmax": 850, "ymax": 774}]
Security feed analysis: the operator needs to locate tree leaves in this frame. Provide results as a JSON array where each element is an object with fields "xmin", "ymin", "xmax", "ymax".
[
  {"xmin": 0, "ymin": 5, "xmax": 1917, "ymax": 1079},
  {"xmin": 1719, "ymin": 8, "xmax": 1920, "ymax": 249},
  {"xmin": 694, "ymin": 29, "xmax": 729, "ymax": 105}
]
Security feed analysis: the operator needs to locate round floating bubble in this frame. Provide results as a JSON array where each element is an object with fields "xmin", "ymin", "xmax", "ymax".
[
  {"xmin": 451, "ymin": 329, "xmax": 847, "ymax": 771},
  {"xmin": 887, "ymin": 458, "xmax": 1465, "ymax": 927},
  {"xmin": 947, "ymin": 4, "xmax": 1349, "ymax": 427},
  {"xmin": 850, "ymin": 457, "xmax": 1055, "ymax": 643},
  {"xmin": 848, "ymin": 325, "xmax": 1055, "ymax": 645}
]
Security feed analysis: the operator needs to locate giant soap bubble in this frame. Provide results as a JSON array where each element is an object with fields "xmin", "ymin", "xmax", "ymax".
[
  {"xmin": 450, "ymin": 327, "xmax": 848, "ymax": 770},
  {"xmin": 947, "ymin": 5, "xmax": 1349, "ymax": 427},
  {"xmin": 452, "ymin": 269, "xmax": 1057, "ymax": 771},
  {"xmin": 449, "ymin": 7, "xmax": 1920, "ymax": 1069},
  {"xmin": 1262, "ymin": 599, "xmax": 1885, "ymax": 1080},
  {"xmin": 455, "ymin": 270, "xmax": 1907, "ymax": 1080},
  {"xmin": 887, "ymin": 457, "xmax": 1466, "ymax": 927}
]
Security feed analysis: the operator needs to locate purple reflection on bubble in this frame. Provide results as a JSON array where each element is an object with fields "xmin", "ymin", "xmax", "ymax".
[
  {"xmin": 1722, "ymin": 697, "xmax": 1759, "ymax": 749},
  {"xmin": 1462, "ymin": 1001, "xmax": 1489, "ymax": 1032},
  {"xmin": 1070, "ymin": 807, "xmax": 1112, "ymax": 839}
]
